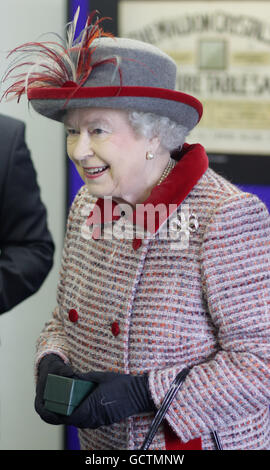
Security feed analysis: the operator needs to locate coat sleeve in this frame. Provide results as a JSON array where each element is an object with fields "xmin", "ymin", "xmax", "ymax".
[
  {"xmin": 35, "ymin": 188, "xmax": 85, "ymax": 370},
  {"xmin": 35, "ymin": 233, "xmax": 71, "ymax": 368},
  {"xmin": 148, "ymin": 192, "xmax": 270, "ymax": 442},
  {"xmin": 0, "ymin": 120, "xmax": 54, "ymax": 314}
]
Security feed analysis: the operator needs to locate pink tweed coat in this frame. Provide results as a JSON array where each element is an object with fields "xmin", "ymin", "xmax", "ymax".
[{"xmin": 36, "ymin": 143, "xmax": 270, "ymax": 450}]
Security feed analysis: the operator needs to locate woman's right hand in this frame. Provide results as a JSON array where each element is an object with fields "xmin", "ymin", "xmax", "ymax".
[{"xmin": 34, "ymin": 353, "xmax": 76, "ymax": 424}]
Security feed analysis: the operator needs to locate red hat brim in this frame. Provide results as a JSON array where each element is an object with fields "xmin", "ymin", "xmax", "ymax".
[{"xmin": 28, "ymin": 85, "xmax": 203, "ymax": 123}]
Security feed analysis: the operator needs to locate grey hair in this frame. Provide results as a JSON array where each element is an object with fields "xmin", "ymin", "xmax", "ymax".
[{"xmin": 127, "ymin": 111, "xmax": 189, "ymax": 151}]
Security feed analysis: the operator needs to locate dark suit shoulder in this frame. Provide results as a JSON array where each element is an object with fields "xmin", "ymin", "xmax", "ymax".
[{"xmin": 0, "ymin": 113, "xmax": 24, "ymax": 138}]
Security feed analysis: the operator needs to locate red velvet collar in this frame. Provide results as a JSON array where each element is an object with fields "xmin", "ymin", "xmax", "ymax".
[{"xmin": 86, "ymin": 143, "xmax": 208, "ymax": 240}]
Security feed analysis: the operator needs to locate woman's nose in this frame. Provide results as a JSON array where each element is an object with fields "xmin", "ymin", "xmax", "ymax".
[{"xmin": 73, "ymin": 134, "xmax": 94, "ymax": 161}]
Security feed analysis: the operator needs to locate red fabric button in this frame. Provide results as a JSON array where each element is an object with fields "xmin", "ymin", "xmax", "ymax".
[
  {"xmin": 111, "ymin": 321, "xmax": 120, "ymax": 337},
  {"xmin": 132, "ymin": 238, "xmax": 142, "ymax": 250},
  {"xmin": 68, "ymin": 308, "xmax": 79, "ymax": 323}
]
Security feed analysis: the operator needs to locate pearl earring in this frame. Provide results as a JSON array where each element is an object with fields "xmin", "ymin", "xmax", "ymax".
[{"xmin": 146, "ymin": 151, "xmax": 155, "ymax": 160}]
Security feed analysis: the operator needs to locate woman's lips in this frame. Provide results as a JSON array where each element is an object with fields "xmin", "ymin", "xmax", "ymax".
[{"xmin": 83, "ymin": 165, "xmax": 109, "ymax": 179}]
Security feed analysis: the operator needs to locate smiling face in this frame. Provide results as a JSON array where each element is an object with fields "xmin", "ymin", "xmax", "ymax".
[{"xmin": 64, "ymin": 107, "xmax": 169, "ymax": 206}]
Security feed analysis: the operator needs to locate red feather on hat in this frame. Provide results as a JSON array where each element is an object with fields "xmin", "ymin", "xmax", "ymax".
[{"xmin": 1, "ymin": 7, "xmax": 116, "ymax": 103}]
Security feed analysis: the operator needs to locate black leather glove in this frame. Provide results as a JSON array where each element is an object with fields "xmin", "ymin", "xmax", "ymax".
[
  {"xmin": 35, "ymin": 353, "xmax": 77, "ymax": 425},
  {"xmin": 62, "ymin": 370, "xmax": 156, "ymax": 429}
]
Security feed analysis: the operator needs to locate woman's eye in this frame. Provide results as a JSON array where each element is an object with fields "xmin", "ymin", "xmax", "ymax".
[
  {"xmin": 91, "ymin": 128, "xmax": 105, "ymax": 135},
  {"xmin": 66, "ymin": 128, "xmax": 78, "ymax": 136}
]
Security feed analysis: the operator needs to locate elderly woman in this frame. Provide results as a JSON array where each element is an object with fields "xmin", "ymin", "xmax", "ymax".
[{"xmin": 3, "ymin": 11, "xmax": 270, "ymax": 450}]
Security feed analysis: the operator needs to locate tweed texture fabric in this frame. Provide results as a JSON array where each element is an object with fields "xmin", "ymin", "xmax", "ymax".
[{"xmin": 35, "ymin": 144, "xmax": 270, "ymax": 450}]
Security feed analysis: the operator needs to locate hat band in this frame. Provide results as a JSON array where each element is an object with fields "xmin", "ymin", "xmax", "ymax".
[{"xmin": 28, "ymin": 86, "xmax": 203, "ymax": 120}]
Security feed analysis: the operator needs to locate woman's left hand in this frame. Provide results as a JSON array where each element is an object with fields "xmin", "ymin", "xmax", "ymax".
[{"xmin": 63, "ymin": 371, "xmax": 155, "ymax": 429}]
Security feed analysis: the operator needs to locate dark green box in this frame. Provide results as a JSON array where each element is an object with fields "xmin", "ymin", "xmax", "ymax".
[{"xmin": 44, "ymin": 374, "xmax": 96, "ymax": 416}]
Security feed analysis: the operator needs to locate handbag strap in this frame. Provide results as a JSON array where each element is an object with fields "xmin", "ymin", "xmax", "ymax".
[{"xmin": 140, "ymin": 368, "xmax": 190, "ymax": 450}]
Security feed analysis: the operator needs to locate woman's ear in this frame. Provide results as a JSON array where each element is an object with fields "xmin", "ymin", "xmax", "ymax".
[{"xmin": 148, "ymin": 136, "xmax": 161, "ymax": 154}]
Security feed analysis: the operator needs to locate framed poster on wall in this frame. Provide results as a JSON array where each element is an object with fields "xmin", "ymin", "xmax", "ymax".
[{"xmin": 90, "ymin": 0, "xmax": 270, "ymax": 185}]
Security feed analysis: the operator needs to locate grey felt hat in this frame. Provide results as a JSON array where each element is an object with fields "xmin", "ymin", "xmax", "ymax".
[{"xmin": 4, "ymin": 11, "xmax": 203, "ymax": 131}]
